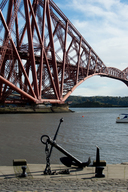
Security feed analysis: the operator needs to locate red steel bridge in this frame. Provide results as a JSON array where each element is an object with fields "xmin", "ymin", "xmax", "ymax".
[{"xmin": 0, "ymin": 0, "xmax": 128, "ymax": 104}]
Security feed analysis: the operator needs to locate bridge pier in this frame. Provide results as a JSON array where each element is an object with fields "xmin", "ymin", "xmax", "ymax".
[
  {"xmin": 51, "ymin": 103, "xmax": 73, "ymax": 113},
  {"xmin": 0, "ymin": 103, "xmax": 73, "ymax": 113}
]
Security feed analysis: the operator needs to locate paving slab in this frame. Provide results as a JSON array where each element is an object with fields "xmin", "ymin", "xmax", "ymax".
[
  {"xmin": 0, "ymin": 166, "xmax": 15, "ymax": 179},
  {"xmin": 0, "ymin": 163, "xmax": 128, "ymax": 180},
  {"xmin": 0, "ymin": 164, "xmax": 128, "ymax": 192}
]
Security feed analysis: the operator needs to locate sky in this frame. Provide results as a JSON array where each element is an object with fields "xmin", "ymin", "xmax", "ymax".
[{"xmin": 53, "ymin": 0, "xmax": 128, "ymax": 97}]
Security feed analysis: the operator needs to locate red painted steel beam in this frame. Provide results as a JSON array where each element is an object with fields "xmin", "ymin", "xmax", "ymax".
[
  {"xmin": 46, "ymin": 0, "xmax": 60, "ymax": 99},
  {"xmin": 14, "ymin": 1, "xmax": 23, "ymax": 92},
  {"xmin": 0, "ymin": 0, "xmax": 128, "ymax": 105},
  {"xmin": 60, "ymin": 20, "xmax": 68, "ymax": 99},
  {"xmin": 62, "ymin": 74, "xmax": 95, "ymax": 102},
  {"xmin": 86, "ymin": 49, "xmax": 91, "ymax": 76},
  {"xmin": 0, "ymin": 0, "xmax": 13, "ymax": 96},
  {"xmin": 27, "ymin": 0, "xmax": 42, "ymax": 99},
  {"xmin": 0, "ymin": 9, "xmax": 36, "ymax": 99},
  {"xmin": 76, "ymin": 36, "xmax": 82, "ymax": 84},
  {"xmin": 2, "ymin": 60, "xmax": 16, "ymax": 97},
  {"xmin": 0, "ymin": 0, "xmax": 13, "ymax": 70},
  {"xmin": 43, "ymin": 49, "xmax": 59, "ymax": 99},
  {"xmin": 0, "ymin": 75, "xmax": 37, "ymax": 102},
  {"xmin": 24, "ymin": 0, "xmax": 39, "ymax": 98},
  {"xmin": 46, "ymin": 22, "xmax": 60, "ymax": 54},
  {"xmin": 39, "ymin": 0, "xmax": 46, "ymax": 99},
  {"xmin": 19, "ymin": 0, "xmax": 36, "ymax": 47}
]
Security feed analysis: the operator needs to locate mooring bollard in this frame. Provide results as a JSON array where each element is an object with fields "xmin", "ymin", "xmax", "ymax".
[
  {"xmin": 96, "ymin": 146, "xmax": 100, "ymax": 163},
  {"xmin": 93, "ymin": 146, "xmax": 106, "ymax": 178},
  {"xmin": 95, "ymin": 146, "xmax": 100, "ymax": 174},
  {"xmin": 95, "ymin": 166, "xmax": 105, "ymax": 178},
  {"xmin": 20, "ymin": 166, "xmax": 27, "ymax": 177}
]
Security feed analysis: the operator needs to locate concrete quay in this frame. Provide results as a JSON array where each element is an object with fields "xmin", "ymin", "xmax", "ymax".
[{"xmin": 0, "ymin": 163, "xmax": 128, "ymax": 191}]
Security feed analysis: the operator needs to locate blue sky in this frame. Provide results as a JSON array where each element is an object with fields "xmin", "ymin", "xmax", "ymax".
[{"xmin": 53, "ymin": 0, "xmax": 128, "ymax": 97}]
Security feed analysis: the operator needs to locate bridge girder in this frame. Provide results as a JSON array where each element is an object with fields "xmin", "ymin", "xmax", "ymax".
[{"xmin": 0, "ymin": 0, "xmax": 128, "ymax": 104}]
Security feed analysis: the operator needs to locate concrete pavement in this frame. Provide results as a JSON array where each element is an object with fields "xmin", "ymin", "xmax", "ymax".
[
  {"xmin": 1, "ymin": 163, "xmax": 128, "ymax": 191},
  {"xmin": 0, "ymin": 163, "xmax": 128, "ymax": 180}
]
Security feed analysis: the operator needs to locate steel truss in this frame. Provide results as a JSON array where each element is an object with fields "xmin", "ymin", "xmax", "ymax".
[{"xmin": 0, "ymin": 0, "xmax": 128, "ymax": 104}]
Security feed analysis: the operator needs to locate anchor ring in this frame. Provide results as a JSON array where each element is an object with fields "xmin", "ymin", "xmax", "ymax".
[{"xmin": 40, "ymin": 135, "xmax": 50, "ymax": 144}]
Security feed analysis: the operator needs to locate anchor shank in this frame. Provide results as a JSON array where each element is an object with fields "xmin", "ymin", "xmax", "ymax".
[{"xmin": 48, "ymin": 138, "xmax": 82, "ymax": 167}]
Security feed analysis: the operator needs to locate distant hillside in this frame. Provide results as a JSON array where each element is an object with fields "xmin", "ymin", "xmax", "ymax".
[{"xmin": 66, "ymin": 96, "xmax": 128, "ymax": 107}]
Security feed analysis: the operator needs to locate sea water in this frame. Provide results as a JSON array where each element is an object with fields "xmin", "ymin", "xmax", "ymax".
[{"xmin": 0, "ymin": 107, "xmax": 128, "ymax": 165}]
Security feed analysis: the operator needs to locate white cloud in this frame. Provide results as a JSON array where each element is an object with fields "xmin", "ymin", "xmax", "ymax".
[
  {"xmin": 71, "ymin": 76, "xmax": 128, "ymax": 97},
  {"xmin": 55, "ymin": 0, "xmax": 128, "ymax": 97}
]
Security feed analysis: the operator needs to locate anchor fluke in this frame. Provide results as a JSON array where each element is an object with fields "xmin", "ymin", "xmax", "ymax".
[
  {"xmin": 60, "ymin": 157, "xmax": 73, "ymax": 167},
  {"xmin": 60, "ymin": 156, "xmax": 91, "ymax": 168}
]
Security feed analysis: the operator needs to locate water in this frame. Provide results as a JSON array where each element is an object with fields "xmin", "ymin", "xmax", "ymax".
[{"xmin": 0, "ymin": 108, "xmax": 128, "ymax": 166}]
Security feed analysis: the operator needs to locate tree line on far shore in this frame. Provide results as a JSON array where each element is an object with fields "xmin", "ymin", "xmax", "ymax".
[{"xmin": 66, "ymin": 96, "xmax": 128, "ymax": 107}]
